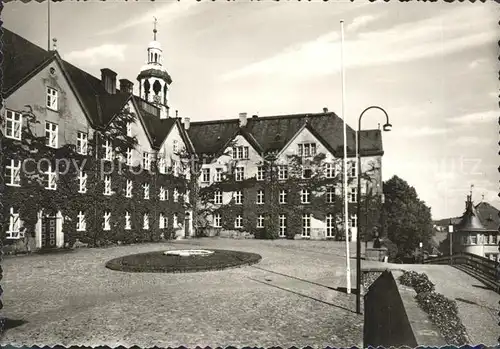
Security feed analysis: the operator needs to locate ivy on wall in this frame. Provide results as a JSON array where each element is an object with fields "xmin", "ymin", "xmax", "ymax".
[
  {"xmin": 1, "ymin": 105, "xmax": 191, "ymax": 248},
  {"xmin": 192, "ymin": 149, "xmax": 383, "ymax": 240}
]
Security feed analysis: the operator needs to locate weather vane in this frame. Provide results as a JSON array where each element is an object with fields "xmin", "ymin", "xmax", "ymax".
[{"xmin": 153, "ymin": 17, "xmax": 158, "ymax": 40}]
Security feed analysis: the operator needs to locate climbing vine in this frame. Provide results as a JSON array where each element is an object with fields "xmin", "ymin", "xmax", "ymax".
[{"xmin": 1, "ymin": 105, "xmax": 190, "ymax": 248}]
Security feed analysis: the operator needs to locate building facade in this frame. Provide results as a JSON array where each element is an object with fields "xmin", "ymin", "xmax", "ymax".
[
  {"xmin": 451, "ymin": 195, "xmax": 499, "ymax": 261},
  {"xmin": 1, "ymin": 26, "xmax": 384, "ymax": 250}
]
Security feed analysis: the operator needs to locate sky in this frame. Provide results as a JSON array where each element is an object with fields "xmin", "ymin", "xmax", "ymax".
[{"xmin": 3, "ymin": 1, "xmax": 499, "ymax": 220}]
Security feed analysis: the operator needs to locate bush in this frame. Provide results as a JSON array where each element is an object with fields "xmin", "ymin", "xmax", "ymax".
[
  {"xmin": 415, "ymin": 291, "xmax": 468, "ymax": 345},
  {"xmin": 381, "ymin": 238, "xmax": 399, "ymax": 262},
  {"xmin": 398, "ymin": 270, "xmax": 468, "ymax": 346},
  {"xmin": 399, "ymin": 270, "xmax": 435, "ymax": 293}
]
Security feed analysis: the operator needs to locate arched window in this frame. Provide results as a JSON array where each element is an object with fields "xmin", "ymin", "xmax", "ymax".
[
  {"xmin": 153, "ymin": 80, "xmax": 162, "ymax": 95},
  {"xmin": 144, "ymin": 80, "xmax": 150, "ymax": 100},
  {"xmin": 154, "ymin": 53, "xmax": 158, "ymax": 63}
]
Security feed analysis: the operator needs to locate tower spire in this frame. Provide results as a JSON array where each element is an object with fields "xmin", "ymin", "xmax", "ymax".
[{"xmin": 153, "ymin": 17, "xmax": 157, "ymax": 41}]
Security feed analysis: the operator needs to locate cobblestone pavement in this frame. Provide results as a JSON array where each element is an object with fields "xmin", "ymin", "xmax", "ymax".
[
  {"xmin": 1, "ymin": 238, "xmax": 364, "ymax": 348},
  {"xmin": 363, "ymin": 260, "xmax": 500, "ymax": 346}
]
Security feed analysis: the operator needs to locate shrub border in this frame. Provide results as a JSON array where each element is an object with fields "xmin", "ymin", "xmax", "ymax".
[
  {"xmin": 105, "ymin": 249, "xmax": 262, "ymax": 273},
  {"xmin": 398, "ymin": 270, "xmax": 469, "ymax": 346}
]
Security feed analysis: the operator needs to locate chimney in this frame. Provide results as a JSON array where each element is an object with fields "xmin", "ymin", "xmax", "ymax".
[
  {"xmin": 252, "ymin": 114, "xmax": 258, "ymax": 119},
  {"xmin": 323, "ymin": 107, "xmax": 328, "ymax": 113},
  {"xmin": 101, "ymin": 68, "xmax": 117, "ymax": 94},
  {"xmin": 239, "ymin": 112, "xmax": 248, "ymax": 127},
  {"xmin": 176, "ymin": 110, "xmax": 179, "ymax": 118},
  {"xmin": 184, "ymin": 117, "xmax": 190, "ymax": 130},
  {"xmin": 119, "ymin": 79, "xmax": 133, "ymax": 94}
]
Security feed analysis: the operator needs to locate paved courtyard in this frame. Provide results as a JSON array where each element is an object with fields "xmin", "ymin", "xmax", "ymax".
[
  {"xmin": 2, "ymin": 238, "xmax": 498, "ymax": 347},
  {"xmin": 1, "ymin": 238, "xmax": 364, "ymax": 348}
]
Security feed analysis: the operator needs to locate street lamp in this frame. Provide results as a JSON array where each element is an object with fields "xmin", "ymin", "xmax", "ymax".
[
  {"xmin": 355, "ymin": 106, "xmax": 391, "ymax": 315},
  {"xmin": 448, "ymin": 219, "xmax": 454, "ymax": 265}
]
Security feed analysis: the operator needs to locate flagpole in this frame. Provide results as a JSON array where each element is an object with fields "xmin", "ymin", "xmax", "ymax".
[
  {"xmin": 340, "ymin": 20, "xmax": 351, "ymax": 294},
  {"xmin": 48, "ymin": 0, "xmax": 51, "ymax": 50}
]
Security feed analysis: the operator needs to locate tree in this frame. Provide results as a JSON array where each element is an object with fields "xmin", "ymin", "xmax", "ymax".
[{"xmin": 381, "ymin": 175, "xmax": 434, "ymax": 258}]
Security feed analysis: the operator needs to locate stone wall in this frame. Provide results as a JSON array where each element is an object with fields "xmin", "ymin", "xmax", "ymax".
[{"xmin": 363, "ymin": 269, "xmax": 446, "ymax": 347}]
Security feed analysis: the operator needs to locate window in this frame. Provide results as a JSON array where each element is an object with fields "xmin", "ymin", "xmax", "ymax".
[
  {"xmin": 159, "ymin": 213, "xmax": 168, "ymax": 229},
  {"xmin": 326, "ymin": 214, "xmax": 335, "ymax": 237},
  {"xmin": 348, "ymin": 187, "xmax": 358, "ymax": 203},
  {"xmin": 234, "ymin": 215, "xmax": 243, "ymax": 228},
  {"xmin": 154, "ymin": 156, "xmax": 162, "ymax": 173},
  {"xmin": 461, "ymin": 236, "xmax": 468, "ymax": 245},
  {"xmin": 301, "ymin": 189, "xmax": 310, "ymax": 204},
  {"xmin": 166, "ymin": 189, "xmax": 169, "ymax": 201},
  {"xmin": 215, "ymin": 168, "xmax": 223, "ymax": 182},
  {"xmin": 78, "ymin": 170, "xmax": 87, "ymax": 193},
  {"xmin": 302, "ymin": 214, "xmax": 311, "ymax": 237},
  {"xmin": 103, "ymin": 211, "xmax": 111, "ymax": 231},
  {"xmin": 302, "ymin": 167, "xmax": 313, "ymax": 179},
  {"xmin": 324, "ymin": 163, "xmax": 336, "ymax": 178},
  {"xmin": 143, "ymin": 183, "xmax": 150, "ymax": 199},
  {"xmin": 256, "ymin": 190, "xmax": 264, "ymax": 204},
  {"xmin": 298, "ymin": 143, "xmax": 316, "ymax": 157},
  {"xmin": 77, "ymin": 132, "xmax": 88, "ymax": 155},
  {"xmin": 214, "ymin": 191, "xmax": 222, "ymax": 204},
  {"xmin": 257, "ymin": 166, "xmax": 265, "ymax": 181},
  {"xmin": 326, "ymin": 187, "xmax": 335, "ymax": 203},
  {"xmin": 126, "ymin": 180, "xmax": 133, "ymax": 198},
  {"xmin": 489, "ymin": 235, "xmax": 498, "ymax": 245},
  {"xmin": 279, "ymin": 214, "xmax": 287, "ymax": 237},
  {"xmin": 278, "ymin": 165, "xmax": 288, "ymax": 180},
  {"xmin": 103, "ymin": 140, "xmax": 113, "ymax": 161},
  {"xmin": 214, "ymin": 214, "xmax": 221, "ymax": 228},
  {"xmin": 45, "ymin": 163, "xmax": 57, "ymax": 190},
  {"xmin": 173, "ymin": 213, "xmax": 178, "ymax": 227},
  {"xmin": 142, "ymin": 213, "xmax": 149, "ymax": 230},
  {"xmin": 6, "ymin": 159, "xmax": 21, "ymax": 186},
  {"xmin": 172, "ymin": 160, "xmax": 179, "ymax": 176},
  {"xmin": 470, "ymin": 234, "xmax": 477, "ymax": 244},
  {"xmin": 235, "ymin": 191, "xmax": 243, "ymax": 205},
  {"xmin": 125, "ymin": 211, "xmax": 131, "ymax": 230},
  {"xmin": 143, "ymin": 152, "xmax": 151, "ymax": 171},
  {"xmin": 174, "ymin": 188, "xmax": 179, "ymax": 202},
  {"xmin": 233, "ymin": 146, "xmax": 249, "ymax": 159},
  {"xmin": 5, "ymin": 110, "xmax": 22, "ymax": 140},
  {"xmin": 45, "ymin": 121, "xmax": 58, "ymax": 148},
  {"xmin": 46, "ymin": 87, "xmax": 58, "ymax": 111},
  {"xmin": 235, "ymin": 166, "xmax": 244, "ymax": 181},
  {"xmin": 126, "ymin": 122, "xmax": 132, "ymax": 137},
  {"xmin": 202, "ymin": 168, "xmax": 210, "ymax": 183},
  {"xmin": 173, "ymin": 140, "xmax": 179, "ymax": 153},
  {"xmin": 104, "ymin": 175, "xmax": 112, "ymax": 196},
  {"xmin": 126, "ymin": 148, "xmax": 133, "ymax": 166},
  {"xmin": 349, "ymin": 214, "xmax": 357, "ymax": 228},
  {"xmin": 279, "ymin": 189, "xmax": 287, "ymax": 204},
  {"xmin": 348, "ymin": 161, "xmax": 357, "ymax": 178},
  {"xmin": 159, "ymin": 186, "xmax": 166, "ymax": 201},
  {"xmin": 184, "ymin": 190, "xmax": 190, "ymax": 203},
  {"xmin": 257, "ymin": 215, "xmax": 264, "ymax": 228},
  {"xmin": 77, "ymin": 211, "xmax": 86, "ymax": 231},
  {"xmin": 6, "ymin": 207, "xmax": 22, "ymax": 239}
]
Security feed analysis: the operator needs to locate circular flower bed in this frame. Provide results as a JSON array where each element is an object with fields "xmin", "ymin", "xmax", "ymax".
[{"xmin": 105, "ymin": 249, "xmax": 262, "ymax": 273}]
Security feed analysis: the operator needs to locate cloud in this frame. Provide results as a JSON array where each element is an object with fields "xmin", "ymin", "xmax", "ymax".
[
  {"xmin": 449, "ymin": 136, "xmax": 490, "ymax": 146},
  {"xmin": 397, "ymin": 126, "xmax": 448, "ymax": 138},
  {"xmin": 346, "ymin": 15, "xmax": 377, "ymax": 32},
  {"xmin": 468, "ymin": 58, "xmax": 486, "ymax": 69},
  {"xmin": 97, "ymin": 2, "xmax": 198, "ymax": 36},
  {"xmin": 221, "ymin": 6, "xmax": 496, "ymax": 81},
  {"xmin": 65, "ymin": 44, "xmax": 127, "ymax": 66},
  {"xmin": 446, "ymin": 110, "xmax": 497, "ymax": 125}
]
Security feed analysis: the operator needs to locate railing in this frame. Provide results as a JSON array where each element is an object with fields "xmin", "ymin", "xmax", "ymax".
[{"xmin": 424, "ymin": 252, "xmax": 499, "ymax": 292}]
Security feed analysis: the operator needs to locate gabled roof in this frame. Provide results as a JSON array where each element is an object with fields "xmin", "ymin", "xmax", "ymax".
[
  {"xmin": 3, "ymin": 27, "xmax": 185, "ymax": 151},
  {"xmin": 474, "ymin": 201, "xmax": 499, "ymax": 231},
  {"xmin": 2, "ymin": 28, "xmax": 56, "ymax": 95},
  {"xmin": 187, "ymin": 112, "xmax": 383, "ymax": 157}
]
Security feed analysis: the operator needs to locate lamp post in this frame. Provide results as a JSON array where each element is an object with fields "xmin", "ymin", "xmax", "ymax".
[
  {"xmin": 448, "ymin": 219, "xmax": 454, "ymax": 265},
  {"xmin": 356, "ymin": 106, "xmax": 391, "ymax": 315}
]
